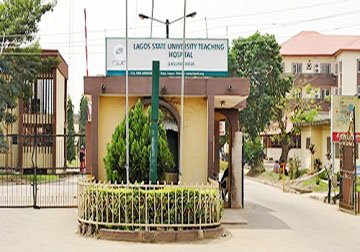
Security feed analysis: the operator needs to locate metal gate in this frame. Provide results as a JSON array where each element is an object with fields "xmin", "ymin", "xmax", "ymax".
[
  {"xmin": 0, "ymin": 134, "xmax": 87, "ymax": 208},
  {"xmin": 339, "ymin": 137, "xmax": 356, "ymax": 213}
]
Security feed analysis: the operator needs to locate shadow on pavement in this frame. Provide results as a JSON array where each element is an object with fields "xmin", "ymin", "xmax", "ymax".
[{"xmin": 228, "ymin": 201, "xmax": 290, "ymax": 230}]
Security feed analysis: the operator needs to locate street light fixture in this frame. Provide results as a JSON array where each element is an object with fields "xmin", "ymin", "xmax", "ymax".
[{"xmin": 138, "ymin": 11, "xmax": 197, "ymax": 38}]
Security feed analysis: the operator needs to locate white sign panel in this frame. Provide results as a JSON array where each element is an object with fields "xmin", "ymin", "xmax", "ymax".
[
  {"xmin": 106, "ymin": 38, "xmax": 228, "ymax": 77},
  {"xmin": 331, "ymin": 95, "xmax": 360, "ymax": 142}
]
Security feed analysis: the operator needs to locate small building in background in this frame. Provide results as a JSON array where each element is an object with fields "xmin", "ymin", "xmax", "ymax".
[{"xmin": 0, "ymin": 50, "xmax": 68, "ymax": 173}]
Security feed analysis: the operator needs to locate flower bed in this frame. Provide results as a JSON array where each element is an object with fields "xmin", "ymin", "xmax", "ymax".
[{"xmin": 78, "ymin": 179, "xmax": 223, "ymax": 235}]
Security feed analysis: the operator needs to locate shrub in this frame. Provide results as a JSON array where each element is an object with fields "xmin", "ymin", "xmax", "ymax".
[
  {"xmin": 313, "ymin": 158, "xmax": 322, "ymax": 173},
  {"xmin": 104, "ymin": 100, "xmax": 175, "ymax": 183},
  {"xmin": 79, "ymin": 184, "xmax": 223, "ymax": 232},
  {"xmin": 288, "ymin": 156, "xmax": 301, "ymax": 180}
]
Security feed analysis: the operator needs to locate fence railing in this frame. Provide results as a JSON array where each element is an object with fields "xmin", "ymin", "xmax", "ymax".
[
  {"xmin": 0, "ymin": 134, "xmax": 87, "ymax": 208},
  {"xmin": 78, "ymin": 179, "xmax": 223, "ymax": 232}
]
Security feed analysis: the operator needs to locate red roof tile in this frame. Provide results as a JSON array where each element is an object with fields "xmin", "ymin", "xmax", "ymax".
[{"xmin": 280, "ymin": 31, "xmax": 360, "ymax": 56}]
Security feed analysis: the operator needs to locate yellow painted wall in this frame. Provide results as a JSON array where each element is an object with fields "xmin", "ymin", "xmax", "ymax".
[
  {"xmin": 56, "ymin": 69, "xmax": 66, "ymax": 168},
  {"xmin": 97, "ymin": 96, "xmax": 208, "ymax": 184},
  {"xmin": 301, "ymin": 124, "xmax": 331, "ymax": 170},
  {"xmin": 181, "ymin": 97, "xmax": 208, "ymax": 184},
  {"xmin": 0, "ymin": 144, "xmax": 18, "ymax": 168},
  {"xmin": 56, "ymin": 69, "xmax": 65, "ymax": 135},
  {"xmin": 98, "ymin": 96, "xmax": 138, "ymax": 181},
  {"xmin": 301, "ymin": 127, "xmax": 312, "ymax": 169}
]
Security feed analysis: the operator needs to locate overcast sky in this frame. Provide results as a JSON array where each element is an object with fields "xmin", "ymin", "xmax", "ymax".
[{"xmin": 37, "ymin": 0, "xmax": 360, "ymax": 112}]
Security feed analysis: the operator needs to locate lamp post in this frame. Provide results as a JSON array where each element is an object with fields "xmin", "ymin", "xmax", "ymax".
[{"xmin": 138, "ymin": 11, "xmax": 196, "ymax": 38}]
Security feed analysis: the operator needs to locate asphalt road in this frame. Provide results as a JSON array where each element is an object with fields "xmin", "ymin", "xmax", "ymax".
[{"xmin": 0, "ymin": 179, "xmax": 359, "ymax": 252}]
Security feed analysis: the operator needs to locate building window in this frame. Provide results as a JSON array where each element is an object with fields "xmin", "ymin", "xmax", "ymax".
[
  {"xmin": 321, "ymin": 89, "xmax": 331, "ymax": 100},
  {"xmin": 326, "ymin": 137, "xmax": 331, "ymax": 154},
  {"xmin": 306, "ymin": 137, "xmax": 311, "ymax": 149},
  {"xmin": 314, "ymin": 63, "xmax": 320, "ymax": 73},
  {"xmin": 357, "ymin": 59, "xmax": 360, "ymax": 73},
  {"xmin": 335, "ymin": 143, "xmax": 340, "ymax": 158},
  {"xmin": 24, "ymin": 78, "xmax": 53, "ymax": 114},
  {"xmin": 306, "ymin": 61, "xmax": 312, "ymax": 70},
  {"xmin": 339, "ymin": 61, "xmax": 342, "ymax": 73},
  {"xmin": 320, "ymin": 63, "xmax": 331, "ymax": 74},
  {"xmin": 292, "ymin": 63, "xmax": 302, "ymax": 74},
  {"xmin": 292, "ymin": 135, "xmax": 301, "ymax": 148},
  {"xmin": 335, "ymin": 63, "xmax": 338, "ymax": 75}
]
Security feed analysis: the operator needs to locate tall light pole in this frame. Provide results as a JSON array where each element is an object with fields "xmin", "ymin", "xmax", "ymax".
[
  {"xmin": 125, "ymin": 0, "xmax": 129, "ymax": 184},
  {"xmin": 138, "ymin": 11, "xmax": 196, "ymax": 38},
  {"xmin": 180, "ymin": 0, "xmax": 187, "ymax": 183}
]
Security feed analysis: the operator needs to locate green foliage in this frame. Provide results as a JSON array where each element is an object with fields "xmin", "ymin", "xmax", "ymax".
[
  {"xmin": 272, "ymin": 84, "xmax": 319, "ymax": 162},
  {"xmin": 219, "ymin": 120, "xmax": 229, "ymax": 149},
  {"xmin": 314, "ymin": 158, "xmax": 322, "ymax": 173},
  {"xmin": 0, "ymin": 0, "xmax": 55, "ymax": 46},
  {"xmin": 104, "ymin": 100, "xmax": 175, "ymax": 183},
  {"xmin": 66, "ymin": 97, "xmax": 76, "ymax": 162},
  {"xmin": 80, "ymin": 185, "xmax": 222, "ymax": 232},
  {"xmin": 288, "ymin": 156, "xmax": 301, "ymax": 180},
  {"xmin": 229, "ymin": 32, "xmax": 292, "ymax": 141},
  {"xmin": 0, "ymin": 0, "xmax": 57, "ymax": 151},
  {"xmin": 78, "ymin": 95, "xmax": 88, "ymax": 148},
  {"xmin": 318, "ymin": 169, "xmax": 328, "ymax": 180},
  {"xmin": 244, "ymin": 137, "xmax": 264, "ymax": 171}
]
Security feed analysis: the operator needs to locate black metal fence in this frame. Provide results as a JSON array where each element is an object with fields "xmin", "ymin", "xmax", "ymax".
[{"xmin": 0, "ymin": 134, "xmax": 88, "ymax": 208}]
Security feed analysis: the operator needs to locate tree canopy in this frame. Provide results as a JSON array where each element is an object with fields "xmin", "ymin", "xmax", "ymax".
[
  {"xmin": 229, "ymin": 32, "xmax": 292, "ymax": 142},
  {"xmin": 272, "ymin": 84, "xmax": 319, "ymax": 162},
  {"xmin": 0, "ymin": 0, "xmax": 56, "ymax": 152}
]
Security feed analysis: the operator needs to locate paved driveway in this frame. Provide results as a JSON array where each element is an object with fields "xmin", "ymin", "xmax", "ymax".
[{"xmin": 1, "ymin": 179, "xmax": 360, "ymax": 252}]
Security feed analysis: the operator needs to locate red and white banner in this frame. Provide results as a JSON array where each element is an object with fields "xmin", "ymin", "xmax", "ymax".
[{"xmin": 332, "ymin": 132, "xmax": 360, "ymax": 143}]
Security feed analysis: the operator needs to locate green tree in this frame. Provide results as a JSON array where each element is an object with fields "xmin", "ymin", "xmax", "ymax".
[
  {"xmin": 104, "ymin": 100, "xmax": 175, "ymax": 183},
  {"xmin": 244, "ymin": 136, "xmax": 264, "ymax": 174},
  {"xmin": 0, "ymin": 0, "xmax": 56, "ymax": 152},
  {"xmin": 229, "ymin": 32, "xmax": 292, "ymax": 171},
  {"xmin": 78, "ymin": 95, "xmax": 88, "ymax": 148},
  {"xmin": 272, "ymin": 84, "xmax": 319, "ymax": 162},
  {"xmin": 66, "ymin": 97, "xmax": 76, "ymax": 162}
]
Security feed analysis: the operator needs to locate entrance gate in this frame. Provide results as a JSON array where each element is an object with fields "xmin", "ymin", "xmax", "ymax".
[
  {"xmin": 339, "ymin": 137, "xmax": 357, "ymax": 213},
  {"xmin": 0, "ymin": 134, "xmax": 87, "ymax": 208}
]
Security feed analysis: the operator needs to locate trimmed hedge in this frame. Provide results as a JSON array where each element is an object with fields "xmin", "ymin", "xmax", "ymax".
[{"xmin": 79, "ymin": 185, "xmax": 223, "ymax": 231}]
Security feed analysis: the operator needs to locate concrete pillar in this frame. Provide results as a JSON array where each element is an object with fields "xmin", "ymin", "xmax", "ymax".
[
  {"xmin": 207, "ymin": 95, "xmax": 215, "ymax": 179},
  {"xmin": 214, "ymin": 120, "xmax": 220, "ymax": 179},
  {"xmin": 231, "ymin": 131, "xmax": 243, "ymax": 208}
]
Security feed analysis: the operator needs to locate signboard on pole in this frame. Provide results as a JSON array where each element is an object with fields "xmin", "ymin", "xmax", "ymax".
[
  {"xmin": 331, "ymin": 95, "xmax": 360, "ymax": 143},
  {"xmin": 106, "ymin": 38, "xmax": 228, "ymax": 77}
]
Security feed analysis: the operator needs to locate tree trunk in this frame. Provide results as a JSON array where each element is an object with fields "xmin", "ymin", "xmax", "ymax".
[{"xmin": 279, "ymin": 140, "xmax": 290, "ymax": 163}]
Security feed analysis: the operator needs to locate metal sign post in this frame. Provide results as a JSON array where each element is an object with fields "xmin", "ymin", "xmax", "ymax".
[{"xmin": 150, "ymin": 61, "xmax": 160, "ymax": 184}]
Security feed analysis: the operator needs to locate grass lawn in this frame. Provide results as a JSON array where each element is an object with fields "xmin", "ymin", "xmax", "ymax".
[
  {"xmin": 0, "ymin": 174, "xmax": 60, "ymax": 183},
  {"xmin": 251, "ymin": 170, "xmax": 340, "ymax": 193},
  {"xmin": 256, "ymin": 171, "xmax": 284, "ymax": 184},
  {"xmin": 301, "ymin": 177, "xmax": 329, "ymax": 192},
  {"xmin": 67, "ymin": 157, "xmax": 79, "ymax": 168}
]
